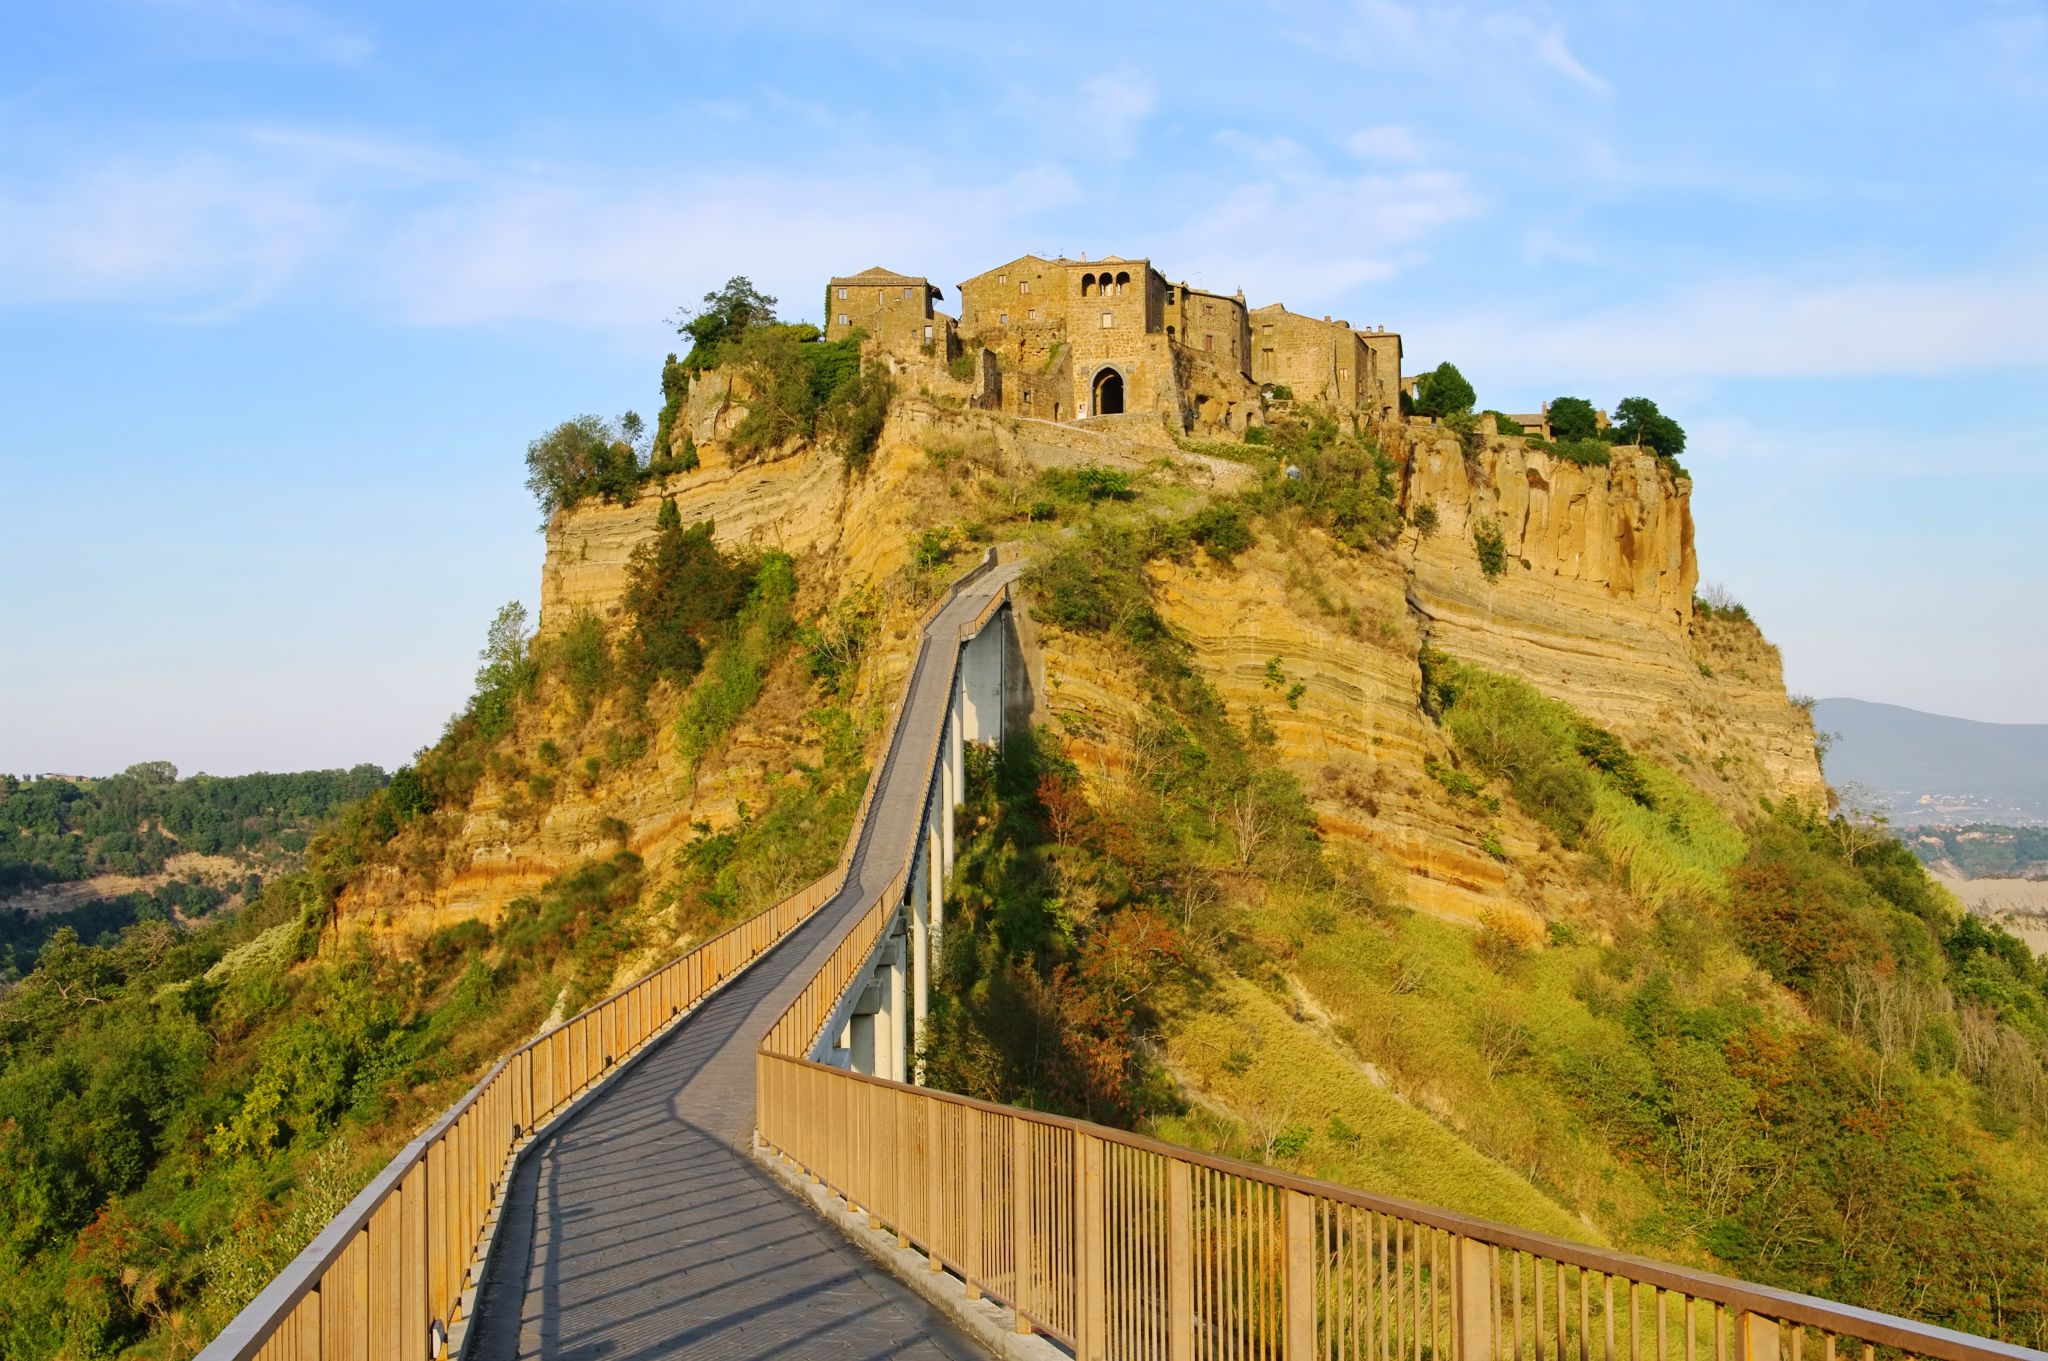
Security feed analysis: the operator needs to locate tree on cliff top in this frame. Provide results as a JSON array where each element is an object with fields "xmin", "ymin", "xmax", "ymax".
[
  {"xmin": 1547, "ymin": 396, "xmax": 1599, "ymax": 442},
  {"xmin": 1412, "ymin": 362, "xmax": 1476, "ymax": 418},
  {"xmin": 676, "ymin": 276, "xmax": 779, "ymax": 371},
  {"xmin": 1613, "ymin": 396, "xmax": 1687, "ymax": 457}
]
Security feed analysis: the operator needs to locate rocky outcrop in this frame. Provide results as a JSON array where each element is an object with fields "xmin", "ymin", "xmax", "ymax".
[
  {"xmin": 1399, "ymin": 428, "xmax": 1825, "ymax": 810},
  {"xmin": 363, "ymin": 379, "xmax": 1823, "ymax": 939}
]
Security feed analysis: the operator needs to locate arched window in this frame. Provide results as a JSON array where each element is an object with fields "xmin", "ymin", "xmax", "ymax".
[
  {"xmin": 1167, "ymin": 325, "xmax": 1176, "ymax": 340},
  {"xmin": 1081, "ymin": 273, "xmax": 1096, "ymax": 297},
  {"xmin": 1091, "ymin": 368, "xmax": 1125, "ymax": 416},
  {"xmin": 1115, "ymin": 270, "xmax": 1130, "ymax": 295}
]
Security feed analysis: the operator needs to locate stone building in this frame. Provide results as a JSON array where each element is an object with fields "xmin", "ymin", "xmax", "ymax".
[
  {"xmin": 824, "ymin": 267, "xmax": 955, "ymax": 355},
  {"xmin": 829, "ymin": 252, "xmax": 1403, "ymax": 437},
  {"xmin": 1250, "ymin": 305, "xmax": 1403, "ymax": 423}
]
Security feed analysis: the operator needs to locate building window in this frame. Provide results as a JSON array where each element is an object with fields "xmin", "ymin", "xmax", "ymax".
[
  {"xmin": 1000, "ymin": 312, "xmax": 1010, "ymax": 325},
  {"xmin": 1205, "ymin": 334, "xmax": 1214, "ymax": 351},
  {"xmin": 1020, "ymin": 280, "xmax": 1030, "ymax": 294},
  {"xmin": 904, "ymin": 286, "xmax": 915, "ymax": 299},
  {"xmin": 1028, "ymin": 308, "xmax": 1038, "ymax": 321},
  {"xmin": 924, "ymin": 325, "xmax": 933, "ymax": 341},
  {"xmin": 1339, "ymin": 368, "xmax": 1349, "ymax": 383},
  {"xmin": 1165, "ymin": 287, "xmax": 1176, "ymax": 304},
  {"xmin": 1081, "ymin": 273, "xmax": 1097, "ymax": 297},
  {"xmin": 838, "ymin": 313, "xmax": 849, "ymax": 327},
  {"xmin": 998, "ymin": 273, "xmax": 1007, "ymax": 284},
  {"xmin": 1100, "ymin": 311, "xmax": 1114, "ymax": 328},
  {"xmin": 836, "ymin": 287, "xmax": 847, "ymax": 300},
  {"xmin": 1114, "ymin": 270, "xmax": 1130, "ymax": 294}
]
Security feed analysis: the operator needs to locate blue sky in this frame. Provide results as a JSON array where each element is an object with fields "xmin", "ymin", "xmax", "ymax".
[{"xmin": 4, "ymin": 0, "xmax": 2045, "ymax": 776}]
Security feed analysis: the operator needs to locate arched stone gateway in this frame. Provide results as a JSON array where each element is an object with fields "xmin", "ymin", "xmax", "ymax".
[{"xmin": 1091, "ymin": 367, "xmax": 1125, "ymax": 416}]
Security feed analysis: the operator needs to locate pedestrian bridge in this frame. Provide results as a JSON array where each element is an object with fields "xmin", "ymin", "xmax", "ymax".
[{"xmin": 202, "ymin": 554, "xmax": 2043, "ymax": 1361}]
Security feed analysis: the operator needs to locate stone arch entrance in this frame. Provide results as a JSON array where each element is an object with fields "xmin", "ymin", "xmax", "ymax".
[{"xmin": 1091, "ymin": 367, "xmax": 1125, "ymax": 416}]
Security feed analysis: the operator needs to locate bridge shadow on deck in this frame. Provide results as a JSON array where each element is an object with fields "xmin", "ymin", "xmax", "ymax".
[
  {"xmin": 467, "ymin": 890, "xmax": 985, "ymax": 1361},
  {"xmin": 467, "ymin": 571, "xmax": 1021, "ymax": 1360}
]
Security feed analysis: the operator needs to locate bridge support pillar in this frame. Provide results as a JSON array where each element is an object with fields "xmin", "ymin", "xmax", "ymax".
[{"xmin": 910, "ymin": 854, "xmax": 930, "ymax": 1082}]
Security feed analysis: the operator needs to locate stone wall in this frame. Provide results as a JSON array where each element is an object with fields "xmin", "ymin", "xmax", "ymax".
[{"xmin": 827, "ymin": 276, "xmax": 934, "ymax": 348}]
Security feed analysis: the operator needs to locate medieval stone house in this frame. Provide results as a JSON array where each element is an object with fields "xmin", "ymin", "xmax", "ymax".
[{"xmin": 829, "ymin": 253, "xmax": 1401, "ymax": 437}]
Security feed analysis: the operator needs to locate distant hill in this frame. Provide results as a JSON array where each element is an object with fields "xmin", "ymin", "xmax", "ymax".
[{"xmin": 1815, "ymin": 698, "xmax": 2048, "ymax": 825}]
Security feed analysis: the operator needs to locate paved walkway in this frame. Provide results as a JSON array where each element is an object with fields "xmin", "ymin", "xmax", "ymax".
[{"xmin": 467, "ymin": 567, "xmax": 1019, "ymax": 1360}]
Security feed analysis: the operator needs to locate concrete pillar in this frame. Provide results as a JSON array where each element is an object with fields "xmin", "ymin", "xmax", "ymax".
[
  {"xmin": 849, "ymin": 1010, "xmax": 875, "ymax": 1076},
  {"xmin": 941, "ymin": 716, "xmax": 958, "ymax": 875},
  {"xmin": 927, "ymin": 821, "xmax": 945, "ymax": 953},
  {"xmin": 910, "ymin": 850, "xmax": 930, "ymax": 1083},
  {"xmin": 880, "ymin": 950, "xmax": 902, "ymax": 1083}
]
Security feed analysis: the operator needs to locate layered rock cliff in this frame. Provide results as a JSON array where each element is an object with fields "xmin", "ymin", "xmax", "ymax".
[{"xmin": 349, "ymin": 390, "xmax": 1823, "ymax": 938}]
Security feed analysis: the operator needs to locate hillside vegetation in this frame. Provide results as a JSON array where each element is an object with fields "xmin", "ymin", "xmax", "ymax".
[
  {"xmin": 919, "ymin": 415, "xmax": 2048, "ymax": 1348},
  {"xmin": 0, "ymin": 765, "xmax": 387, "ymax": 978},
  {"xmin": 6, "ymin": 305, "xmax": 2047, "ymax": 1356},
  {"xmin": 0, "ymin": 491, "xmax": 881, "ymax": 1355}
]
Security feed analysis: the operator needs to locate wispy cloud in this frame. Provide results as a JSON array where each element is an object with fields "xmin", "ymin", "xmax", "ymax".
[
  {"xmin": 1077, "ymin": 68, "xmax": 1159, "ymax": 160},
  {"xmin": 133, "ymin": 0, "xmax": 372, "ymax": 64},
  {"xmin": 1169, "ymin": 131, "xmax": 1481, "ymax": 310},
  {"xmin": 1430, "ymin": 265, "xmax": 2048, "ymax": 386},
  {"xmin": 0, "ymin": 152, "xmax": 337, "ymax": 315},
  {"xmin": 1327, "ymin": 0, "xmax": 1607, "ymax": 93},
  {"xmin": 1348, "ymin": 124, "xmax": 1425, "ymax": 162}
]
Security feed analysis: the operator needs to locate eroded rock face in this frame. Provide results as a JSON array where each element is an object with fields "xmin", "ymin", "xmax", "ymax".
[
  {"xmin": 1399, "ymin": 429, "xmax": 1824, "ymax": 809},
  {"xmin": 356, "ymin": 389, "xmax": 1822, "ymax": 939}
]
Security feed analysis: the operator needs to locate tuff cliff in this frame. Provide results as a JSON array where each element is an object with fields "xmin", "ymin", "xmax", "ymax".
[{"xmin": 342, "ymin": 387, "xmax": 1822, "ymax": 940}]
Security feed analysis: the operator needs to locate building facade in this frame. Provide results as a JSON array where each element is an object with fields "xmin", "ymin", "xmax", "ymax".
[{"xmin": 831, "ymin": 253, "xmax": 1403, "ymax": 436}]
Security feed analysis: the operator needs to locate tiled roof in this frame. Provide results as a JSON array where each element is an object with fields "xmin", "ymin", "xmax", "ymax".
[{"xmin": 830, "ymin": 267, "xmax": 929, "ymax": 287}]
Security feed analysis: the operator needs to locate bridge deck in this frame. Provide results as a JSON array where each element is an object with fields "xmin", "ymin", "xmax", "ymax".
[{"xmin": 466, "ymin": 567, "xmax": 1019, "ymax": 1360}]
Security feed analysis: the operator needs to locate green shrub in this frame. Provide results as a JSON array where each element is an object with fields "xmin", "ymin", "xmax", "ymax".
[
  {"xmin": 619, "ymin": 499, "xmax": 756, "ymax": 697},
  {"xmin": 1549, "ymin": 438, "xmax": 1611, "ymax": 467},
  {"xmin": 1473, "ymin": 520, "xmax": 1507, "ymax": 580},
  {"xmin": 1262, "ymin": 383, "xmax": 1294, "ymax": 401},
  {"xmin": 556, "ymin": 609, "xmax": 612, "ymax": 711},
  {"xmin": 1244, "ymin": 425, "xmax": 1271, "ymax": 445},
  {"xmin": 1493, "ymin": 412, "xmax": 1524, "ymax": 435},
  {"xmin": 1436, "ymin": 669, "xmax": 1595, "ymax": 845},
  {"xmin": 1246, "ymin": 416, "xmax": 1400, "ymax": 551},
  {"xmin": 949, "ymin": 352, "xmax": 977, "ymax": 381},
  {"xmin": 1187, "ymin": 503, "xmax": 1255, "ymax": 562},
  {"xmin": 675, "ymin": 554, "xmax": 798, "ymax": 773},
  {"xmin": 1411, "ymin": 503, "xmax": 1440, "ymax": 537},
  {"xmin": 1039, "ymin": 463, "xmax": 1135, "ymax": 504},
  {"xmin": 523, "ymin": 415, "xmax": 643, "ymax": 525}
]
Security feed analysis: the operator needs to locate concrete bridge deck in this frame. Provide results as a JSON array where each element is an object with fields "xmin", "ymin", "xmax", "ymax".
[{"xmin": 465, "ymin": 566, "xmax": 1020, "ymax": 1360}]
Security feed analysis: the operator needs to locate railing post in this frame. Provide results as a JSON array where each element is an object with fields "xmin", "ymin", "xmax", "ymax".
[
  {"xmin": 1738, "ymin": 1314, "xmax": 1780, "ymax": 1361},
  {"xmin": 1168, "ymin": 1160, "xmax": 1194, "ymax": 1361},
  {"xmin": 1077, "ymin": 1131, "xmax": 1107, "ymax": 1361},
  {"xmin": 1285, "ymin": 1189, "xmax": 1315, "ymax": 1360},
  {"xmin": 1011, "ymin": 1117, "xmax": 1034, "ymax": 1334},
  {"xmin": 927, "ymin": 1099, "xmax": 946, "ymax": 1273},
  {"xmin": 964, "ymin": 1110, "xmax": 984, "ymax": 1300},
  {"xmin": 1456, "ymin": 1237, "xmax": 1497, "ymax": 1361}
]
